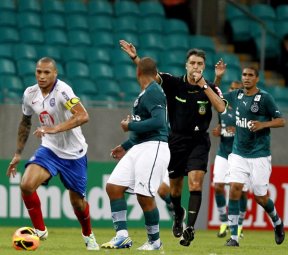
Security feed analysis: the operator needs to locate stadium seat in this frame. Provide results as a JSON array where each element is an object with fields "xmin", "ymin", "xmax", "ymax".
[
  {"xmin": 214, "ymin": 52, "xmax": 241, "ymax": 72},
  {"xmin": 66, "ymin": 14, "xmax": 88, "ymax": 31},
  {"xmin": 65, "ymin": 61, "xmax": 89, "ymax": 79},
  {"xmin": 160, "ymin": 50, "xmax": 186, "ymax": 68},
  {"xmin": 0, "ymin": 11, "xmax": 17, "ymax": 27},
  {"xmin": 203, "ymin": 67, "xmax": 215, "ymax": 82},
  {"xmin": 159, "ymin": 64, "xmax": 184, "ymax": 76},
  {"xmin": 0, "ymin": 27, "xmax": 19, "ymax": 43},
  {"xmin": 250, "ymin": 4, "xmax": 276, "ymax": 21},
  {"xmin": 17, "ymin": 12, "xmax": 42, "ymax": 29},
  {"xmin": 88, "ymin": 16, "xmax": 113, "ymax": 32},
  {"xmin": 0, "ymin": 44, "xmax": 13, "ymax": 60},
  {"xmin": 45, "ymin": 29, "xmax": 68, "ymax": 46},
  {"xmin": 114, "ymin": 32, "xmax": 139, "ymax": 49},
  {"xmin": 249, "ymin": 20, "xmax": 276, "ymax": 39},
  {"xmin": 61, "ymin": 47, "xmax": 86, "ymax": 63},
  {"xmin": 67, "ymin": 30, "xmax": 91, "ymax": 46},
  {"xmin": 97, "ymin": 79, "xmax": 121, "ymax": 98},
  {"xmin": 118, "ymin": 80, "xmax": 140, "ymax": 100},
  {"xmin": 253, "ymin": 35, "xmax": 280, "ymax": 59},
  {"xmin": 276, "ymin": 5, "xmax": 288, "ymax": 21},
  {"xmin": 228, "ymin": 18, "xmax": 252, "ymax": 42},
  {"xmin": 17, "ymin": 59, "xmax": 35, "ymax": 77},
  {"xmin": 42, "ymin": 0, "xmax": 64, "ymax": 14},
  {"xmin": 225, "ymin": 3, "xmax": 249, "ymax": 22},
  {"xmin": 19, "ymin": 28, "xmax": 44, "ymax": 44},
  {"xmin": 137, "ymin": 49, "xmax": 161, "ymax": 64},
  {"xmin": 113, "ymin": 17, "xmax": 138, "ymax": 33},
  {"xmin": 111, "ymin": 49, "xmax": 133, "ymax": 66},
  {"xmin": 139, "ymin": 34, "xmax": 164, "ymax": 51},
  {"xmin": 3, "ymin": 91, "xmax": 22, "ymax": 104},
  {"xmin": 220, "ymin": 68, "xmax": 241, "ymax": 86},
  {"xmin": 275, "ymin": 21, "xmax": 288, "ymax": 40},
  {"xmin": 22, "ymin": 75, "xmax": 36, "ymax": 86},
  {"xmin": 0, "ymin": 0, "xmax": 15, "ymax": 11},
  {"xmin": 93, "ymin": 94, "xmax": 120, "ymax": 108},
  {"xmin": 114, "ymin": 64, "xmax": 136, "ymax": 82},
  {"xmin": 0, "ymin": 58, "xmax": 16, "ymax": 74},
  {"xmin": 163, "ymin": 19, "xmax": 190, "ymax": 35},
  {"xmin": 18, "ymin": 0, "xmax": 41, "ymax": 13},
  {"xmin": 85, "ymin": 48, "xmax": 111, "ymax": 64},
  {"xmin": 87, "ymin": 0, "xmax": 113, "ymax": 16},
  {"xmin": 114, "ymin": 0, "xmax": 140, "ymax": 18},
  {"xmin": 35, "ymin": 45, "xmax": 61, "ymax": 62},
  {"xmin": 42, "ymin": 13, "xmax": 66, "ymax": 29},
  {"xmin": 189, "ymin": 35, "xmax": 216, "ymax": 54},
  {"xmin": 71, "ymin": 78, "xmax": 98, "ymax": 96},
  {"xmin": 89, "ymin": 63, "xmax": 114, "ymax": 80},
  {"xmin": 1, "ymin": 75, "xmax": 24, "ymax": 94},
  {"xmin": 13, "ymin": 44, "xmax": 37, "ymax": 61},
  {"xmin": 139, "ymin": 1, "xmax": 165, "ymax": 18},
  {"xmin": 138, "ymin": 17, "xmax": 163, "ymax": 34},
  {"xmin": 64, "ymin": 0, "xmax": 87, "ymax": 14},
  {"xmin": 165, "ymin": 34, "xmax": 190, "ymax": 51},
  {"xmin": 91, "ymin": 31, "xmax": 115, "ymax": 49}
]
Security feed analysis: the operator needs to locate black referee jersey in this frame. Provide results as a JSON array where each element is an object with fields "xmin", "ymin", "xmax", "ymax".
[{"xmin": 159, "ymin": 73, "xmax": 224, "ymax": 136}]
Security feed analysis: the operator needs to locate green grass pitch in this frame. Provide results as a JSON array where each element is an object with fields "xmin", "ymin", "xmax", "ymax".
[{"xmin": 1, "ymin": 227, "xmax": 286, "ymax": 255}]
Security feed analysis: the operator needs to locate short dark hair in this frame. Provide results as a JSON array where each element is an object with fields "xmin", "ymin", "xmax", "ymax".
[
  {"xmin": 243, "ymin": 66, "xmax": 259, "ymax": 77},
  {"xmin": 138, "ymin": 57, "xmax": 157, "ymax": 76},
  {"xmin": 37, "ymin": 57, "xmax": 57, "ymax": 70},
  {"xmin": 186, "ymin": 48, "xmax": 206, "ymax": 61}
]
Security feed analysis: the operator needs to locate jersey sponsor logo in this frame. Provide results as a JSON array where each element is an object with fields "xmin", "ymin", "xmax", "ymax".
[
  {"xmin": 254, "ymin": 95, "xmax": 261, "ymax": 101},
  {"xmin": 61, "ymin": 91, "xmax": 70, "ymax": 101},
  {"xmin": 50, "ymin": 98, "xmax": 55, "ymax": 107},
  {"xmin": 235, "ymin": 116, "xmax": 253, "ymax": 129},
  {"xmin": 39, "ymin": 110, "xmax": 55, "ymax": 126},
  {"xmin": 237, "ymin": 93, "xmax": 244, "ymax": 99},
  {"xmin": 64, "ymin": 97, "xmax": 80, "ymax": 110},
  {"xmin": 175, "ymin": 96, "xmax": 186, "ymax": 103},
  {"xmin": 197, "ymin": 101, "xmax": 208, "ymax": 115},
  {"xmin": 251, "ymin": 102, "xmax": 259, "ymax": 113},
  {"xmin": 131, "ymin": 115, "xmax": 141, "ymax": 121},
  {"xmin": 194, "ymin": 126, "xmax": 199, "ymax": 131}
]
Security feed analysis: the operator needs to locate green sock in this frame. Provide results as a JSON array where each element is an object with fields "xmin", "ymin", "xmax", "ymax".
[
  {"xmin": 238, "ymin": 195, "xmax": 247, "ymax": 225},
  {"xmin": 215, "ymin": 194, "xmax": 228, "ymax": 222},
  {"xmin": 144, "ymin": 208, "xmax": 160, "ymax": 242},
  {"xmin": 228, "ymin": 199, "xmax": 239, "ymax": 237},
  {"xmin": 263, "ymin": 198, "xmax": 280, "ymax": 226},
  {"xmin": 110, "ymin": 198, "xmax": 128, "ymax": 232}
]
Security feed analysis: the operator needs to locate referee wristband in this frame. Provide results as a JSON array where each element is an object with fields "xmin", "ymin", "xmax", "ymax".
[{"xmin": 130, "ymin": 55, "xmax": 137, "ymax": 60}]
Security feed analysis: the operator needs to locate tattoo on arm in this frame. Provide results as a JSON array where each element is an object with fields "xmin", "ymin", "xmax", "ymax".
[{"xmin": 16, "ymin": 115, "xmax": 32, "ymax": 154}]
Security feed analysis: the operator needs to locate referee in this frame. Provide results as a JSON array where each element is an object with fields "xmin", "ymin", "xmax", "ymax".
[{"xmin": 120, "ymin": 40, "xmax": 226, "ymax": 247}]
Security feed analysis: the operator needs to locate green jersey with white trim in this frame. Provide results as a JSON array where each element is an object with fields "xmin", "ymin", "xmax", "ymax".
[{"xmin": 224, "ymin": 89, "xmax": 282, "ymax": 158}]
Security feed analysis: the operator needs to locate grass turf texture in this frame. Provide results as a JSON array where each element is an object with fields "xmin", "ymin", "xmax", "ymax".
[{"xmin": 1, "ymin": 227, "xmax": 286, "ymax": 255}]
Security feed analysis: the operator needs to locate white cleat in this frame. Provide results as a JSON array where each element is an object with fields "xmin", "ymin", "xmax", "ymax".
[
  {"xmin": 82, "ymin": 232, "xmax": 100, "ymax": 251},
  {"xmin": 34, "ymin": 227, "xmax": 48, "ymax": 240},
  {"xmin": 137, "ymin": 239, "xmax": 163, "ymax": 250}
]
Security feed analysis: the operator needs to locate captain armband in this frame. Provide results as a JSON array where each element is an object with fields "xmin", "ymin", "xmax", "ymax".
[{"xmin": 64, "ymin": 97, "xmax": 80, "ymax": 110}]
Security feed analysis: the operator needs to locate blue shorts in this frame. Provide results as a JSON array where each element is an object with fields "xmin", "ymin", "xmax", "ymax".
[{"xmin": 25, "ymin": 146, "xmax": 88, "ymax": 197}]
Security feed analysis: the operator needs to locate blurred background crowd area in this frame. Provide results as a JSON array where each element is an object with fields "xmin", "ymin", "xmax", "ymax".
[{"xmin": 0, "ymin": 0, "xmax": 287, "ymax": 111}]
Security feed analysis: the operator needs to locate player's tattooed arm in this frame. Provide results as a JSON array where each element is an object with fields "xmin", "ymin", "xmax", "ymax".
[{"xmin": 16, "ymin": 114, "xmax": 32, "ymax": 154}]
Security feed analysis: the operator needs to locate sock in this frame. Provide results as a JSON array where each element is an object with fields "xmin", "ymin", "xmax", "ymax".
[
  {"xmin": 170, "ymin": 194, "xmax": 182, "ymax": 214},
  {"xmin": 22, "ymin": 192, "xmax": 45, "ymax": 231},
  {"xmin": 228, "ymin": 199, "xmax": 239, "ymax": 241},
  {"xmin": 162, "ymin": 194, "xmax": 174, "ymax": 211},
  {"xmin": 238, "ymin": 195, "xmax": 247, "ymax": 226},
  {"xmin": 110, "ymin": 198, "xmax": 128, "ymax": 237},
  {"xmin": 215, "ymin": 193, "xmax": 228, "ymax": 222},
  {"xmin": 74, "ymin": 202, "xmax": 92, "ymax": 236},
  {"xmin": 144, "ymin": 208, "xmax": 160, "ymax": 242},
  {"xmin": 263, "ymin": 198, "xmax": 281, "ymax": 226},
  {"xmin": 187, "ymin": 191, "xmax": 202, "ymax": 227}
]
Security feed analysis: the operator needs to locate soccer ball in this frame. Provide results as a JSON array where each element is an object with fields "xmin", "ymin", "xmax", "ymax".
[{"xmin": 12, "ymin": 227, "xmax": 40, "ymax": 251}]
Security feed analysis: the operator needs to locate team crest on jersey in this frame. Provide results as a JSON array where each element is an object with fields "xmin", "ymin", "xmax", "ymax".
[
  {"xmin": 237, "ymin": 93, "xmax": 244, "ymax": 99},
  {"xmin": 134, "ymin": 98, "xmax": 139, "ymax": 107},
  {"xmin": 50, "ymin": 98, "xmax": 55, "ymax": 107},
  {"xmin": 254, "ymin": 95, "xmax": 261, "ymax": 101},
  {"xmin": 251, "ymin": 102, "xmax": 259, "ymax": 113},
  {"xmin": 197, "ymin": 101, "xmax": 208, "ymax": 115}
]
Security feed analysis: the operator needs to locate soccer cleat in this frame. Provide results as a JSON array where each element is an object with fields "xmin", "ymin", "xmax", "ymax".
[
  {"xmin": 82, "ymin": 233, "xmax": 99, "ymax": 250},
  {"xmin": 101, "ymin": 236, "xmax": 132, "ymax": 249},
  {"xmin": 179, "ymin": 226, "xmax": 195, "ymax": 247},
  {"xmin": 34, "ymin": 227, "xmax": 48, "ymax": 240},
  {"xmin": 274, "ymin": 222, "xmax": 285, "ymax": 245},
  {"xmin": 238, "ymin": 225, "xmax": 244, "ymax": 239},
  {"xmin": 217, "ymin": 223, "xmax": 229, "ymax": 238},
  {"xmin": 225, "ymin": 238, "xmax": 239, "ymax": 247},
  {"xmin": 137, "ymin": 239, "xmax": 163, "ymax": 250},
  {"xmin": 172, "ymin": 207, "xmax": 186, "ymax": 237}
]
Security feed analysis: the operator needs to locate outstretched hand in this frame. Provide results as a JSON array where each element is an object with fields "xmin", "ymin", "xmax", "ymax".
[
  {"xmin": 120, "ymin": 40, "xmax": 137, "ymax": 59},
  {"xmin": 215, "ymin": 58, "xmax": 227, "ymax": 78}
]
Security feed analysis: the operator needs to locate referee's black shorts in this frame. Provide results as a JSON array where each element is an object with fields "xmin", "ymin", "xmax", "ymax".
[{"xmin": 168, "ymin": 132, "xmax": 211, "ymax": 179}]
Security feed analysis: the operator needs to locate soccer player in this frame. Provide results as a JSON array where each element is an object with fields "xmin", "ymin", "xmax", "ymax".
[
  {"xmin": 212, "ymin": 81, "xmax": 248, "ymax": 238},
  {"xmin": 120, "ymin": 40, "xmax": 226, "ymax": 247},
  {"xmin": 224, "ymin": 67, "xmax": 286, "ymax": 247},
  {"xmin": 6, "ymin": 57, "xmax": 99, "ymax": 250},
  {"xmin": 101, "ymin": 57, "xmax": 170, "ymax": 250}
]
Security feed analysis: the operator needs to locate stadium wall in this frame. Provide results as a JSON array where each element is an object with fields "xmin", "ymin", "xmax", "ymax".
[{"xmin": 0, "ymin": 105, "xmax": 287, "ymax": 229}]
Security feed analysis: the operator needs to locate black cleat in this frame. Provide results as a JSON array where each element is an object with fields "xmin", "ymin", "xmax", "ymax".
[
  {"xmin": 172, "ymin": 207, "xmax": 186, "ymax": 238},
  {"xmin": 225, "ymin": 238, "xmax": 239, "ymax": 247},
  {"xmin": 179, "ymin": 226, "xmax": 195, "ymax": 247},
  {"xmin": 274, "ymin": 222, "xmax": 285, "ymax": 245}
]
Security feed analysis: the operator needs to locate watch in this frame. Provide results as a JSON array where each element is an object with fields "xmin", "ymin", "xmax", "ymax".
[{"xmin": 202, "ymin": 84, "xmax": 208, "ymax": 90}]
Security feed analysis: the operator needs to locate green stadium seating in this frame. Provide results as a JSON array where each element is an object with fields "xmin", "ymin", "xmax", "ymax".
[
  {"xmin": 35, "ymin": 45, "xmax": 61, "ymax": 62},
  {"xmin": 17, "ymin": 59, "xmax": 36, "ymax": 77},
  {"xmin": 138, "ymin": 17, "xmax": 163, "ymax": 34},
  {"xmin": 42, "ymin": 0, "xmax": 64, "ymax": 14},
  {"xmin": 89, "ymin": 63, "xmax": 114, "ymax": 80},
  {"xmin": 139, "ymin": 1, "xmax": 165, "ymax": 18},
  {"xmin": 163, "ymin": 19, "xmax": 189, "ymax": 35},
  {"xmin": 113, "ymin": 17, "xmax": 138, "ymax": 33},
  {"xmin": 87, "ymin": 0, "xmax": 113, "ymax": 16},
  {"xmin": 22, "ymin": 75, "xmax": 37, "ymax": 86},
  {"xmin": 276, "ymin": 5, "xmax": 288, "ymax": 21},
  {"xmin": 1, "ymin": 75, "xmax": 24, "ymax": 94},
  {"xmin": 225, "ymin": 3, "xmax": 249, "ymax": 22},
  {"xmin": 0, "ymin": 44, "xmax": 13, "ymax": 60},
  {"xmin": 253, "ymin": 35, "xmax": 280, "ymax": 59},
  {"xmin": 228, "ymin": 18, "xmax": 251, "ymax": 42},
  {"xmin": 189, "ymin": 35, "xmax": 216, "ymax": 54},
  {"xmin": 203, "ymin": 67, "xmax": 215, "ymax": 82},
  {"xmin": 17, "ymin": 12, "xmax": 42, "ymax": 28},
  {"xmin": 0, "ymin": 27, "xmax": 19, "ymax": 43},
  {"xmin": 114, "ymin": 0, "xmax": 140, "ymax": 18},
  {"xmin": 114, "ymin": 32, "xmax": 139, "ymax": 48},
  {"xmin": 13, "ymin": 44, "xmax": 37, "ymax": 61},
  {"xmin": 275, "ymin": 21, "xmax": 288, "ymax": 40},
  {"xmin": 64, "ymin": 0, "xmax": 87, "ymax": 14},
  {"xmin": 42, "ymin": 13, "xmax": 66, "ymax": 29},
  {"xmin": 160, "ymin": 50, "xmax": 186, "ymax": 68},
  {"xmin": 97, "ymin": 79, "xmax": 121, "ymax": 98},
  {"xmin": 65, "ymin": 61, "xmax": 89, "ymax": 79},
  {"xmin": 137, "ymin": 49, "xmax": 160, "ymax": 64},
  {"xmin": 67, "ymin": 30, "xmax": 91, "ymax": 46},
  {"xmin": 139, "ymin": 34, "xmax": 164, "ymax": 51},
  {"xmin": 93, "ymin": 94, "xmax": 120, "ymax": 108},
  {"xmin": 165, "ymin": 34, "xmax": 190, "ymax": 51},
  {"xmin": 66, "ymin": 14, "xmax": 88, "ymax": 31},
  {"xmin": 19, "ymin": 28, "xmax": 44, "ymax": 44},
  {"xmin": 111, "ymin": 49, "xmax": 133, "ymax": 66},
  {"xmin": 71, "ymin": 78, "xmax": 98, "ymax": 96},
  {"xmin": 91, "ymin": 32, "xmax": 115, "ymax": 49},
  {"xmin": 88, "ymin": 16, "xmax": 113, "ymax": 32},
  {"xmin": 0, "ymin": 0, "xmax": 16, "ymax": 11},
  {"xmin": 0, "ymin": 58, "xmax": 16, "ymax": 74},
  {"xmin": 250, "ymin": 4, "xmax": 276, "ymax": 21},
  {"xmin": 45, "ymin": 29, "xmax": 68, "ymax": 46},
  {"xmin": 18, "ymin": 0, "xmax": 41, "ymax": 13},
  {"xmin": 0, "ymin": 11, "xmax": 17, "ymax": 27},
  {"xmin": 214, "ymin": 52, "xmax": 241, "ymax": 72},
  {"xmin": 61, "ymin": 47, "xmax": 86, "ymax": 63},
  {"xmin": 2, "ymin": 91, "xmax": 22, "ymax": 104},
  {"xmin": 85, "ymin": 48, "xmax": 111, "ymax": 64},
  {"xmin": 118, "ymin": 80, "xmax": 140, "ymax": 100},
  {"xmin": 114, "ymin": 64, "xmax": 136, "ymax": 83},
  {"xmin": 220, "ymin": 68, "xmax": 241, "ymax": 86},
  {"xmin": 159, "ymin": 64, "xmax": 184, "ymax": 76}
]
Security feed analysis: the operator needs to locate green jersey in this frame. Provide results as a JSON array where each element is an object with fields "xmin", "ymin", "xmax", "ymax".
[
  {"xmin": 224, "ymin": 89, "xmax": 282, "ymax": 158},
  {"xmin": 121, "ymin": 81, "xmax": 169, "ymax": 151},
  {"xmin": 217, "ymin": 106, "xmax": 236, "ymax": 159}
]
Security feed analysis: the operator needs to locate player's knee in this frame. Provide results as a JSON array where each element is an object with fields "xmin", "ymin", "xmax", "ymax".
[{"xmin": 20, "ymin": 180, "xmax": 36, "ymax": 194}]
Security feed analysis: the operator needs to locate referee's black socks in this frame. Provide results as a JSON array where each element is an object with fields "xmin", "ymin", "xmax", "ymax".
[{"xmin": 187, "ymin": 191, "xmax": 202, "ymax": 227}]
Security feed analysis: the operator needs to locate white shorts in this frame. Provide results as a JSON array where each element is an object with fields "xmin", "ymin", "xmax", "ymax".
[
  {"xmin": 213, "ymin": 155, "xmax": 249, "ymax": 192},
  {"xmin": 108, "ymin": 141, "xmax": 170, "ymax": 197},
  {"xmin": 227, "ymin": 153, "xmax": 271, "ymax": 196},
  {"xmin": 162, "ymin": 169, "xmax": 170, "ymax": 187}
]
